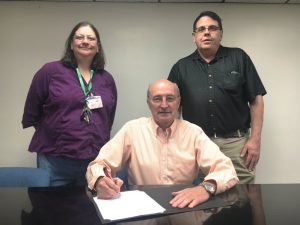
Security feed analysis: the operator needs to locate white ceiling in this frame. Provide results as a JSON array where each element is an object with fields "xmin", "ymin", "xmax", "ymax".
[{"xmin": 4, "ymin": 0, "xmax": 300, "ymax": 4}]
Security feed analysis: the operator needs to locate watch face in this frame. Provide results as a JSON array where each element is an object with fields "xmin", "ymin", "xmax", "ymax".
[{"xmin": 204, "ymin": 183, "xmax": 215, "ymax": 194}]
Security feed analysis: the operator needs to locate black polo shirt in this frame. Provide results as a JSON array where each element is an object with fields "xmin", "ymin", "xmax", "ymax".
[{"xmin": 168, "ymin": 46, "xmax": 267, "ymax": 136}]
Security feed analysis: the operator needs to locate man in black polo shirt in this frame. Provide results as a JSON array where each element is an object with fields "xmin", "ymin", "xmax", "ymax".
[{"xmin": 168, "ymin": 11, "xmax": 267, "ymax": 183}]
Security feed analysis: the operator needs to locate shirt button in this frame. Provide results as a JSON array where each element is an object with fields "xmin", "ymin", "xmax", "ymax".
[
  {"xmin": 209, "ymin": 99, "xmax": 213, "ymax": 103},
  {"xmin": 209, "ymin": 86, "xmax": 212, "ymax": 89},
  {"xmin": 208, "ymin": 74, "xmax": 212, "ymax": 77}
]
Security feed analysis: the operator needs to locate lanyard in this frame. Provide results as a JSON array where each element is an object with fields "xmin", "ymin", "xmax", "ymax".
[{"xmin": 76, "ymin": 68, "xmax": 94, "ymax": 97}]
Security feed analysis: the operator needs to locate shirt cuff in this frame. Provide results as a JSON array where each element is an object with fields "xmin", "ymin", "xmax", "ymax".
[{"xmin": 87, "ymin": 163, "xmax": 106, "ymax": 190}]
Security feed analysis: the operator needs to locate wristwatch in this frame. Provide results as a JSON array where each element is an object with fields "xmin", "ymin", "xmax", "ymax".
[{"xmin": 200, "ymin": 182, "xmax": 216, "ymax": 197}]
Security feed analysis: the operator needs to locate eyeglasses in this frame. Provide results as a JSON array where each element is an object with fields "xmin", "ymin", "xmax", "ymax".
[
  {"xmin": 194, "ymin": 25, "xmax": 221, "ymax": 33},
  {"xmin": 74, "ymin": 35, "xmax": 97, "ymax": 42},
  {"xmin": 150, "ymin": 95, "xmax": 179, "ymax": 103}
]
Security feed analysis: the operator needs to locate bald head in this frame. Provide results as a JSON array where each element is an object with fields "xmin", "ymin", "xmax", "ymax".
[
  {"xmin": 147, "ymin": 79, "xmax": 180, "ymax": 130},
  {"xmin": 147, "ymin": 79, "xmax": 180, "ymax": 101}
]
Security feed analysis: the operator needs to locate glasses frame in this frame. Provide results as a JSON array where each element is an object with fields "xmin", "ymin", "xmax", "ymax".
[
  {"xmin": 193, "ymin": 25, "xmax": 221, "ymax": 34},
  {"xmin": 149, "ymin": 95, "xmax": 179, "ymax": 104},
  {"xmin": 73, "ymin": 35, "xmax": 97, "ymax": 42}
]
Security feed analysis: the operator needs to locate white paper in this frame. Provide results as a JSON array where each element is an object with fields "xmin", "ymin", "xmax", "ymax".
[{"xmin": 93, "ymin": 190, "xmax": 166, "ymax": 221}]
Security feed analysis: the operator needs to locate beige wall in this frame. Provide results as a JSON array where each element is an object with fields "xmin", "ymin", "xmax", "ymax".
[{"xmin": 0, "ymin": 2, "xmax": 299, "ymax": 183}]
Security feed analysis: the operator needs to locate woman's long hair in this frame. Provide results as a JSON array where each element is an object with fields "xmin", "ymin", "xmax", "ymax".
[{"xmin": 61, "ymin": 21, "xmax": 105, "ymax": 72}]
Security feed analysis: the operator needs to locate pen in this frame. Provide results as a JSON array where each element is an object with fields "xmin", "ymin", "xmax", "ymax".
[
  {"xmin": 104, "ymin": 167, "xmax": 113, "ymax": 180},
  {"xmin": 104, "ymin": 167, "xmax": 121, "ymax": 198}
]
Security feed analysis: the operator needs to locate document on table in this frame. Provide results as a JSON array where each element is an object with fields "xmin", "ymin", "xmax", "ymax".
[{"xmin": 93, "ymin": 190, "xmax": 166, "ymax": 221}]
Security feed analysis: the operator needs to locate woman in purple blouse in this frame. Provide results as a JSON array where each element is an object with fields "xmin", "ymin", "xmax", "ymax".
[{"xmin": 22, "ymin": 22, "xmax": 117, "ymax": 186}]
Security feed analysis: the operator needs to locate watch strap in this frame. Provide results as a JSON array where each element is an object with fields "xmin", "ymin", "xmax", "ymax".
[{"xmin": 200, "ymin": 182, "xmax": 216, "ymax": 197}]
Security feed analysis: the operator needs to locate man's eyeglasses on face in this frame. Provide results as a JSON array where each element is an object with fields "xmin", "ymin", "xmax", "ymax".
[
  {"xmin": 74, "ymin": 35, "xmax": 97, "ymax": 42},
  {"xmin": 151, "ymin": 95, "xmax": 178, "ymax": 103},
  {"xmin": 194, "ymin": 25, "xmax": 221, "ymax": 33}
]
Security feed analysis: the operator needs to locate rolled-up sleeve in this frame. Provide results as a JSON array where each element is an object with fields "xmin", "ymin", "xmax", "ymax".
[
  {"xmin": 196, "ymin": 135, "xmax": 239, "ymax": 194},
  {"xmin": 86, "ymin": 161, "xmax": 106, "ymax": 190},
  {"xmin": 86, "ymin": 123, "xmax": 130, "ymax": 189}
]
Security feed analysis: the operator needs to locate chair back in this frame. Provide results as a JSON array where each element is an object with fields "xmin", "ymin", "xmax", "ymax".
[
  {"xmin": 116, "ymin": 167, "xmax": 128, "ymax": 186},
  {"xmin": 0, "ymin": 167, "xmax": 50, "ymax": 187}
]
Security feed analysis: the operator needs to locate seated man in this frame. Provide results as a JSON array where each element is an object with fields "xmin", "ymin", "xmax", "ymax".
[{"xmin": 86, "ymin": 79, "xmax": 238, "ymax": 208}]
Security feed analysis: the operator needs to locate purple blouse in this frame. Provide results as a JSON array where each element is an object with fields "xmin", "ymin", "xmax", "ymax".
[{"xmin": 22, "ymin": 61, "xmax": 117, "ymax": 160}]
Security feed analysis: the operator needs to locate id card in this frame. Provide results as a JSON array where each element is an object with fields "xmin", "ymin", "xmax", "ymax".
[{"xmin": 86, "ymin": 96, "xmax": 103, "ymax": 110}]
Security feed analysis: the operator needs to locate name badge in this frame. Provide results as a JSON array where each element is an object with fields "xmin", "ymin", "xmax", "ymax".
[{"xmin": 86, "ymin": 96, "xmax": 103, "ymax": 110}]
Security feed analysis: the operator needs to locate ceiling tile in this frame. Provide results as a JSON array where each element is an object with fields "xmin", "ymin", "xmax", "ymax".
[
  {"xmin": 94, "ymin": 0, "xmax": 157, "ymax": 2},
  {"xmin": 225, "ymin": 0, "xmax": 287, "ymax": 3},
  {"xmin": 288, "ymin": 0, "xmax": 300, "ymax": 3},
  {"xmin": 161, "ymin": 0, "xmax": 223, "ymax": 2},
  {"xmin": 4, "ymin": 0, "xmax": 300, "ymax": 3}
]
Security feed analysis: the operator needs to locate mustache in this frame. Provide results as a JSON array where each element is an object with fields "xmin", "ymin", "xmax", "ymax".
[{"xmin": 158, "ymin": 109, "xmax": 171, "ymax": 113}]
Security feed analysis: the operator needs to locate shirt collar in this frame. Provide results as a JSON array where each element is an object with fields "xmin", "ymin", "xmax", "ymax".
[
  {"xmin": 192, "ymin": 45, "xmax": 227, "ymax": 62},
  {"xmin": 150, "ymin": 117, "xmax": 178, "ymax": 139},
  {"xmin": 215, "ymin": 45, "xmax": 227, "ymax": 59}
]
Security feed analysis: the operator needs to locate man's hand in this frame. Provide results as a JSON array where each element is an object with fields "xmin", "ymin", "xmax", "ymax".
[
  {"xmin": 240, "ymin": 136, "xmax": 261, "ymax": 171},
  {"xmin": 169, "ymin": 186, "xmax": 210, "ymax": 208},
  {"xmin": 94, "ymin": 176, "xmax": 123, "ymax": 199},
  {"xmin": 243, "ymin": 94, "xmax": 264, "ymax": 171}
]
